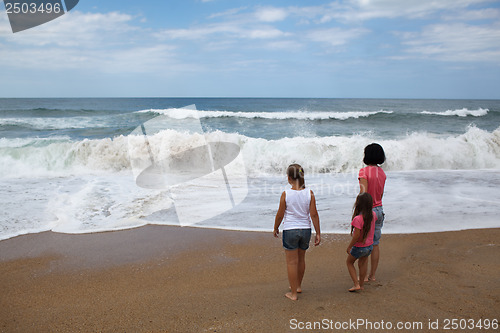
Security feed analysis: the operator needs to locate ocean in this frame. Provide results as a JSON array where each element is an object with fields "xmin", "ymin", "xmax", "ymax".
[{"xmin": 1, "ymin": 98, "xmax": 499, "ymax": 240}]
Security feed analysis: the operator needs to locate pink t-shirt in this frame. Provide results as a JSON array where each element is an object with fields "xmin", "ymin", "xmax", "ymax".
[
  {"xmin": 351, "ymin": 212, "xmax": 377, "ymax": 247},
  {"xmin": 358, "ymin": 166, "xmax": 386, "ymax": 207}
]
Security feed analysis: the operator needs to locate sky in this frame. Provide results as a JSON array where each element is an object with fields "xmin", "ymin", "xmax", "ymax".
[{"xmin": 0, "ymin": 0, "xmax": 499, "ymax": 98}]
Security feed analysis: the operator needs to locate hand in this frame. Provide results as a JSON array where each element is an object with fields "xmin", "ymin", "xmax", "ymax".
[
  {"xmin": 273, "ymin": 229, "xmax": 279, "ymax": 238},
  {"xmin": 346, "ymin": 247, "xmax": 352, "ymax": 255},
  {"xmin": 314, "ymin": 234, "xmax": 321, "ymax": 246}
]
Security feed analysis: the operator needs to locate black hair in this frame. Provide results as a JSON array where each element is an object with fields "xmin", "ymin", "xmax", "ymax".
[
  {"xmin": 351, "ymin": 192, "xmax": 373, "ymax": 242},
  {"xmin": 287, "ymin": 164, "xmax": 305, "ymax": 189},
  {"xmin": 363, "ymin": 143, "xmax": 386, "ymax": 165}
]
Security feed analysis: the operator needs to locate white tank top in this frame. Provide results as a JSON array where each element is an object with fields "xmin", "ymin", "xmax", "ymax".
[{"xmin": 283, "ymin": 188, "xmax": 312, "ymax": 230}]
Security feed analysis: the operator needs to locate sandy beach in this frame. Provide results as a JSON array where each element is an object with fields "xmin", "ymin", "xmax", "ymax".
[{"xmin": 0, "ymin": 226, "xmax": 499, "ymax": 332}]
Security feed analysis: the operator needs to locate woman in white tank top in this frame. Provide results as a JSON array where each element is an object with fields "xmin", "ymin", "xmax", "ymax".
[{"xmin": 273, "ymin": 164, "xmax": 321, "ymax": 301}]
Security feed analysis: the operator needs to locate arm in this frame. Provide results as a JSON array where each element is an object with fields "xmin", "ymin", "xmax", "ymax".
[
  {"xmin": 346, "ymin": 227, "xmax": 361, "ymax": 254},
  {"xmin": 273, "ymin": 191, "xmax": 286, "ymax": 238},
  {"xmin": 359, "ymin": 177, "xmax": 368, "ymax": 194},
  {"xmin": 310, "ymin": 191, "xmax": 321, "ymax": 246}
]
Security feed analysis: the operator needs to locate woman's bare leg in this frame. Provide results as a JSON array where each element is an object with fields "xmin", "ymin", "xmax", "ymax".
[{"xmin": 368, "ymin": 244, "xmax": 380, "ymax": 281}]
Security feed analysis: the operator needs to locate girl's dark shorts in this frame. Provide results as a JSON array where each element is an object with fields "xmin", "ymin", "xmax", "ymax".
[
  {"xmin": 282, "ymin": 228, "xmax": 311, "ymax": 250},
  {"xmin": 350, "ymin": 245, "xmax": 373, "ymax": 259}
]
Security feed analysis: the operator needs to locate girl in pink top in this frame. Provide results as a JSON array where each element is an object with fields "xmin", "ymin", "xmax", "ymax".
[
  {"xmin": 358, "ymin": 143, "xmax": 386, "ymax": 282},
  {"xmin": 346, "ymin": 192, "xmax": 377, "ymax": 292}
]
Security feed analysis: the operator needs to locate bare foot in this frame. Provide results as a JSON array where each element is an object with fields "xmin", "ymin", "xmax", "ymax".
[
  {"xmin": 285, "ymin": 292, "xmax": 298, "ymax": 300},
  {"xmin": 289, "ymin": 286, "xmax": 302, "ymax": 293},
  {"xmin": 364, "ymin": 276, "xmax": 376, "ymax": 282},
  {"xmin": 348, "ymin": 285, "xmax": 362, "ymax": 292}
]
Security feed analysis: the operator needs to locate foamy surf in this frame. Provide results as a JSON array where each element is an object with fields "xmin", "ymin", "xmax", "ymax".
[
  {"xmin": 1, "ymin": 170, "xmax": 499, "ymax": 241},
  {"xmin": 137, "ymin": 108, "xmax": 394, "ymax": 120},
  {"xmin": 1, "ymin": 125, "xmax": 499, "ymax": 178},
  {"xmin": 1, "ymin": 98, "xmax": 499, "ymax": 240},
  {"xmin": 421, "ymin": 108, "xmax": 488, "ymax": 117}
]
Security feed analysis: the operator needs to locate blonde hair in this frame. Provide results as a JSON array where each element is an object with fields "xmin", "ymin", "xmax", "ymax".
[{"xmin": 287, "ymin": 164, "xmax": 305, "ymax": 189}]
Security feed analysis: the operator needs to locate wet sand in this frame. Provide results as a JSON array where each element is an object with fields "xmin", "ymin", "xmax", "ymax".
[{"xmin": 0, "ymin": 226, "xmax": 499, "ymax": 332}]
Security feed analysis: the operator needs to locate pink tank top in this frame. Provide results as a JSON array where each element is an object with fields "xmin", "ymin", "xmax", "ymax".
[{"xmin": 358, "ymin": 166, "xmax": 386, "ymax": 207}]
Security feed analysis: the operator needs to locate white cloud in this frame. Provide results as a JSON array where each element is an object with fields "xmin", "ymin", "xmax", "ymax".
[
  {"xmin": 307, "ymin": 27, "xmax": 369, "ymax": 47},
  {"xmin": 264, "ymin": 40, "xmax": 303, "ymax": 51},
  {"xmin": 1, "ymin": 7, "xmax": 295, "ymax": 76},
  {"xmin": 208, "ymin": 7, "xmax": 248, "ymax": 19},
  {"xmin": 255, "ymin": 7, "xmax": 288, "ymax": 22},
  {"xmin": 2, "ymin": 0, "xmax": 499, "ymax": 87},
  {"xmin": 247, "ymin": 28, "xmax": 288, "ymax": 39},
  {"xmin": 399, "ymin": 22, "xmax": 500, "ymax": 62},
  {"xmin": 443, "ymin": 8, "xmax": 500, "ymax": 21},
  {"xmin": 1, "ymin": 11, "xmax": 138, "ymax": 47},
  {"xmin": 152, "ymin": 2, "xmax": 500, "ymax": 55},
  {"xmin": 344, "ymin": 0, "xmax": 493, "ymax": 20},
  {"xmin": 292, "ymin": 0, "xmax": 495, "ymax": 23},
  {"xmin": 0, "ymin": 42, "xmax": 179, "ymax": 74},
  {"xmin": 157, "ymin": 21, "xmax": 288, "ymax": 41},
  {"xmin": 0, "ymin": 11, "xmax": 180, "ymax": 73},
  {"xmin": 156, "ymin": 24, "xmax": 239, "ymax": 40}
]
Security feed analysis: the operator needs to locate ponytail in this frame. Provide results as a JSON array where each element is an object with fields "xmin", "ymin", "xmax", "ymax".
[{"xmin": 287, "ymin": 164, "xmax": 305, "ymax": 189}]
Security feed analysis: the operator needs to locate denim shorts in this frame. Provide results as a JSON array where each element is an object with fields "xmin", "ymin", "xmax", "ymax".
[
  {"xmin": 350, "ymin": 245, "xmax": 373, "ymax": 259},
  {"xmin": 373, "ymin": 206, "xmax": 385, "ymax": 246},
  {"xmin": 282, "ymin": 228, "xmax": 311, "ymax": 250}
]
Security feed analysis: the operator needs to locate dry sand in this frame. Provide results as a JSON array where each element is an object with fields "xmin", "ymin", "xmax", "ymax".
[{"xmin": 0, "ymin": 226, "xmax": 499, "ymax": 332}]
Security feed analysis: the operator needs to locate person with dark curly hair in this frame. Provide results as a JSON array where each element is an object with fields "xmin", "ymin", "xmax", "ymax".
[{"xmin": 358, "ymin": 143, "xmax": 386, "ymax": 282}]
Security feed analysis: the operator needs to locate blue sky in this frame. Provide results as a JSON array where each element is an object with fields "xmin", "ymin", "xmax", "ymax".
[{"xmin": 1, "ymin": 0, "xmax": 499, "ymax": 98}]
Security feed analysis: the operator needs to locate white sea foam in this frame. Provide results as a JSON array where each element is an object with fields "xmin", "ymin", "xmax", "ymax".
[
  {"xmin": 2, "ymin": 99, "xmax": 499, "ymax": 241},
  {"xmin": 421, "ymin": 108, "xmax": 489, "ymax": 117},
  {"xmin": 1, "ymin": 126, "xmax": 499, "ymax": 178},
  {"xmin": 1, "ymin": 170, "xmax": 499, "ymax": 241},
  {"xmin": 0, "ymin": 116, "xmax": 110, "ymax": 130},
  {"xmin": 0, "ymin": 136, "xmax": 71, "ymax": 148},
  {"xmin": 137, "ymin": 108, "xmax": 394, "ymax": 120}
]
